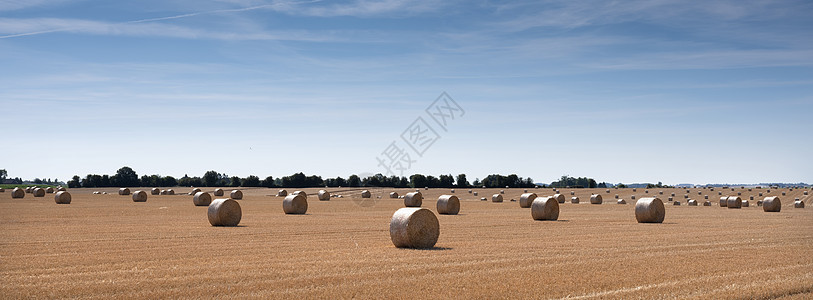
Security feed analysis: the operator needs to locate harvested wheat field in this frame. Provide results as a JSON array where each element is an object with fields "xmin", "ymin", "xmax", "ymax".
[{"xmin": 1, "ymin": 187, "xmax": 812, "ymax": 299}]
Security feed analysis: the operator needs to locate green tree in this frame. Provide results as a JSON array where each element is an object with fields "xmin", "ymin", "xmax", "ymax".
[
  {"xmin": 0, "ymin": 169, "xmax": 7, "ymax": 180},
  {"xmin": 113, "ymin": 166, "xmax": 139, "ymax": 187},
  {"xmin": 456, "ymin": 174, "xmax": 469, "ymax": 187},
  {"xmin": 68, "ymin": 175, "xmax": 81, "ymax": 188},
  {"xmin": 203, "ymin": 171, "xmax": 220, "ymax": 187},
  {"xmin": 243, "ymin": 175, "xmax": 261, "ymax": 187},
  {"xmin": 261, "ymin": 176, "xmax": 276, "ymax": 188},
  {"xmin": 347, "ymin": 175, "xmax": 361, "ymax": 187}
]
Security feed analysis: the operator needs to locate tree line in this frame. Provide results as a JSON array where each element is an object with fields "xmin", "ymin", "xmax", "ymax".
[{"xmin": 65, "ymin": 166, "xmax": 540, "ymax": 189}]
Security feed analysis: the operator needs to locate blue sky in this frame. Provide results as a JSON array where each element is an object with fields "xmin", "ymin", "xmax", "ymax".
[{"xmin": 2, "ymin": 0, "xmax": 812, "ymax": 185}]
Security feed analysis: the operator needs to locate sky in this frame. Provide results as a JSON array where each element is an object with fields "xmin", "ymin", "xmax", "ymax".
[{"xmin": 1, "ymin": 0, "xmax": 812, "ymax": 185}]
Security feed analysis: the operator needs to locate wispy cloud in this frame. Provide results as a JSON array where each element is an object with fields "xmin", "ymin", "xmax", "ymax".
[{"xmin": 0, "ymin": 0, "xmax": 74, "ymax": 11}]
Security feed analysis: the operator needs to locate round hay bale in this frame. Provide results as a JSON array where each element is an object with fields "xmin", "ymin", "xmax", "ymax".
[
  {"xmin": 473, "ymin": 191, "xmax": 478, "ymax": 196},
  {"xmin": 571, "ymin": 191, "xmax": 575, "ymax": 196},
  {"xmin": 132, "ymin": 190, "xmax": 148, "ymax": 202},
  {"xmin": 719, "ymin": 192, "xmax": 723, "ymax": 195},
  {"xmin": 635, "ymin": 197, "xmax": 665, "ymax": 223},
  {"xmin": 524, "ymin": 189, "xmax": 528, "ymax": 193},
  {"xmin": 425, "ymin": 187, "xmax": 429, "ymax": 190},
  {"xmin": 719, "ymin": 197, "xmax": 728, "ymax": 207},
  {"xmin": 684, "ymin": 194, "xmax": 689, "ymax": 199},
  {"xmin": 804, "ymin": 191, "xmax": 809, "ymax": 195},
  {"xmin": 193, "ymin": 192, "xmax": 212, "ymax": 206},
  {"xmin": 671, "ymin": 192, "xmax": 675, "ymax": 197},
  {"xmin": 531, "ymin": 197, "xmax": 559, "ymax": 221},
  {"xmin": 318, "ymin": 190, "xmax": 330, "ymax": 201},
  {"xmin": 480, "ymin": 197, "xmax": 486, "ymax": 201},
  {"xmin": 45, "ymin": 187, "xmax": 54, "ymax": 193},
  {"xmin": 617, "ymin": 199, "xmax": 626, "ymax": 204},
  {"xmin": 794, "ymin": 201, "xmax": 804, "ymax": 208},
  {"xmin": 615, "ymin": 194, "xmax": 619, "ymax": 199},
  {"xmin": 552, "ymin": 193, "xmax": 565, "ymax": 203},
  {"xmin": 0, "ymin": 187, "xmax": 5, "ymax": 192},
  {"xmin": 450, "ymin": 189, "xmax": 455, "ymax": 193},
  {"xmin": 404, "ymin": 192, "xmax": 423, "ymax": 207},
  {"xmin": 151, "ymin": 188, "xmax": 160, "ymax": 195},
  {"xmin": 631, "ymin": 195, "xmax": 636, "ymax": 200},
  {"xmin": 756, "ymin": 200, "xmax": 763, "ymax": 206},
  {"xmin": 606, "ymin": 189, "xmax": 610, "ymax": 193},
  {"xmin": 688, "ymin": 199, "xmax": 698, "ymax": 206},
  {"xmin": 500, "ymin": 190, "xmax": 505, "ymax": 194},
  {"xmin": 782, "ymin": 192, "xmax": 786, "ymax": 196},
  {"xmin": 749, "ymin": 196, "xmax": 754, "ymax": 200},
  {"xmin": 519, "ymin": 193, "xmax": 538, "ymax": 208},
  {"xmin": 674, "ymin": 201, "xmax": 681, "ymax": 206},
  {"xmin": 33, "ymin": 188, "xmax": 45, "ymax": 197},
  {"xmin": 759, "ymin": 192, "xmax": 763, "ymax": 196},
  {"xmin": 190, "ymin": 188, "xmax": 201, "ymax": 195},
  {"xmin": 590, "ymin": 194, "xmax": 602, "ymax": 204},
  {"xmin": 705, "ymin": 195, "xmax": 709, "ymax": 199},
  {"xmin": 668, "ymin": 197, "xmax": 673, "ymax": 201},
  {"xmin": 571, "ymin": 197, "xmax": 580, "ymax": 204},
  {"xmin": 645, "ymin": 190, "xmax": 649, "ymax": 194},
  {"xmin": 659, "ymin": 191, "xmax": 663, "ymax": 195},
  {"xmin": 119, "ymin": 188, "xmax": 130, "ymax": 195},
  {"xmin": 208, "ymin": 198, "xmax": 242, "ymax": 226},
  {"xmin": 161, "ymin": 189, "xmax": 168, "ymax": 195},
  {"xmin": 389, "ymin": 192, "xmax": 399, "ymax": 199},
  {"xmin": 437, "ymin": 195, "xmax": 460, "ymax": 215},
  {"xmin": 633, "ymin": 188, "xmax": 637, "ymax": 192},
  {"xmin": 727, "ymin": 196, "xmax": 742, "ymax": 209},
  {"xmin": 230, "ymin": 190, "xmax": 243, "ymax": 200},
  {"xmin": 703, "ymin": 201, "xmax": 711, "ymax": 206},
  {"xmin": 283, "ymin": 194, "xmax": 308, "ymax": 214},
  {"xmin": 11, "ymin": 188, "xmax": 25, "ymax": 198},
  {"xmin": 277, "ymin": 189, "xmax": 288, "ymax": 197},
  {"xmin": 54, "ymin": 191, "xmax": 71, "ymax": 204},
  {"xmin": 763, "ymin": 197, "xmax": 780, "ymax": 212},
  {"xmin": 390, "ymin": 207, "xmax": 439, "ymax": 249},
  {"xmin": 361, "ymin": 190, "xmax": 372, "ymax": 198},
  {"xmin": 492, "ymin": 194, "xmax": 503, "ymax": 203},
  {"xmin": 25, "ymin": 187, "xmax": 32, "ymax": 193},
  {"xmin": 506, "ymin": 186, "xmax": 510, "ymax": 189},
  {"xmin": 468, "ymin": 189, "xmax": 472, "ymax": 193},
  {"xmin": 698, "ymin": 191, "xmax": 702, "ymax": 195},
  {"xmin": 214, "ymin": 188, "xmax": 224, "ymax": 196},
  {"xmin": 292, "ymin": 190, "xmax": 307, "ymax": 199},
  {"xmin": 57, "ymin": 186, "xmax": 66, "ymax": 192}
]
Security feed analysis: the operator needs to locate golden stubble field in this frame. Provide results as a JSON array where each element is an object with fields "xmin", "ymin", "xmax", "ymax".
[{"xmin": 1, "ymin": 187, "xmax": 812, "ymax": 299}]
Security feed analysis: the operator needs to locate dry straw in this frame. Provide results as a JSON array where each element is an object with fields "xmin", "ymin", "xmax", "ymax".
[
  {"xmin": 151, "ymin": 188, "xmax": 160, "ymax": 195},
  {"xmin": 531, "ymin": 197, "xmax": 559, "ymax": 220},
  {"xmin": 54, "ymin": 191, "xmax": 71, "ymax": 204},
  {"xmin": 437, "ymin": 195, "xmax": 460, "ymax": 215},
  {"xmin": 132, "ymin": 190, "xmax": 148, "ymax": 202},
  {"xmin": 590, "ymin": 194, "xmax": 603, "ymax": 204},
  {"xmin": 193, "ymin": 192, "xmax": 212, "ymax": 206},
  {"xmin": 11, "ymin": 187, "xmax": 25, "ymax": 198},
  {"xmin": 404, "ymin": 192, "xmax": 423, "ymax": 207},
  {"xmin": 208, "ymin": 198, "xmax": 242, "ymax": 226},
  {"xmin": 635, "ymin": 197, "xmax": 665, "ymax": 223},
  {"xmin": 119, "ymin": 188, "xmax": 130, "ymax": 195},
  {"xmin": 214, "ymin": 188, "xmax": 224, "ymax": 196},
  {"xmin": 33, "ymin": 188, "xmax": 45, "ymax": 197},
  {"xmin": 727, "ymin": 196, "xmax": 742, "ymax": 209},
  {"xmin": 390, "ymin": 192, "xmax": 399, "ymax": 199},
  {"xmin": 762, "ymin": 197, "xmax": 781, "ymax": 212},
  {"xmin": 492, "ymin": 194, "xmax": 504, "ymax": 203},
  {"xmin": 552, "ymin": 193, "xmax": 565, "ymax": 203},
  {"xmin": 230, "ymin": 190, "xmax": 243, "ymax": 200},
  {"xmin": 283, "ymin": 194, "xmax": 308, "ymax": 214},
  {"xmin": 519, "ymin": 193, "xmax": 537, "ymax": 208},
  {"xmin": 361, "ymin": 190, "xmax": 372, "ymax": 198},
  {"xmin": 277, "ymin": 189, "xmax": 288, "ymax": 197},
  {"xmin": 318, "ymin": 190, "xmax": 330, "ymax": 201},
  {"xmin": 390, "ymin": 207, "xmax": 439, "ymax": 248}
]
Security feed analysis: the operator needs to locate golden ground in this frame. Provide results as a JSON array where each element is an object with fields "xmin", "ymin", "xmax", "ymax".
[{"xmin": 1, "ymin": 187, "xmax": 812, "ymax": 299}]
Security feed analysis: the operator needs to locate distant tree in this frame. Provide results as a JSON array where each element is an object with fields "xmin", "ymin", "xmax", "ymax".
[
  {"xmin": 617, "ymin": 183, "xmax": 627, "ymax": 188},
  {"xmin": 111, "ymin": 166, "xmax": 139, "ymax": 187},
  {"xmin": 203, "ymin": 171, "xmax": 220, "ymax": 187},
  {"xmin": 409, "ymin": 174, "xmax": 427, "ymax": 188},
  {"xmin": 68, "ymin": 175, "xmax": 81, "ymax": 188},
  {"xmin": 261, "ymin": 176, "xmax": 276, "ymax": 188},
  {"xmin": 33, "ymin": 178, "xmax": 43, "ymax": 184},
  {"xmin": 347, "ymin": 175, "xmax": 361, "ymax": 187},
  {"xmin": 229, "ymin": 176, "xmax": 242, "ymax": 187},
  {"xmin": 0, "ymin": 169, "xmax": 7, "ymax": 180},
  {"xmin": 456, "ymin": 174, "xmax": 469, "ymax": 188},
  {"xmin": 243, "ymin": 175, "xmax": 261, "ymax": 187},
  {"xmin": 164, "ymin": 176, "xmax": 177, "ymax": 187},
  {"xmin": 472, "ymin": 178, "xmax": 480, "ymax": 187}
]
